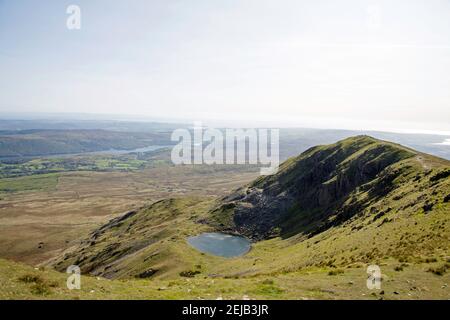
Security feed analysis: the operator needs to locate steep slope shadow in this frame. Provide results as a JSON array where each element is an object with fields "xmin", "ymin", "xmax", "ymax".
[{"xmin": 208, "ymin": 136, "xmax": 447, "ymax": 240}]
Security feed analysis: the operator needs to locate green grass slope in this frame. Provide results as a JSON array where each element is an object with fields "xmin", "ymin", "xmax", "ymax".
[
  {"xmin": 50, "ymin": 197, "xmax": 217, "ymax": 279},
  {"xmin": 37, "ymin": 136, "xmax": 450, "ymax": 299},
  {"xmin": 209, "ymin": 136, "xmax": 448, "ymax": 239}
]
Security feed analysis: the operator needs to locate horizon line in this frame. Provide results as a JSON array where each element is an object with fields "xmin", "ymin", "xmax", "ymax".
[{"xmin": 0, "ymin": 111, "xmax": 449, "ymax": 137}]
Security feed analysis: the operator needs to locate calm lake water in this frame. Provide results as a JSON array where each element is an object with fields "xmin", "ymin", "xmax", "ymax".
[
  {"xmin": 187, "ymin": 232, "xmax": 251, "ymax": 258},
  {"xmin": 0, "ymin": 145, "xmax": 172, "ymax": 161},
  {"xmin": 44, "ymin": 145, "xmax": 170, "ymax": 159},
  {"xmin": 83, "ymin": 145, "xmax": 169, "ymax": 155}
]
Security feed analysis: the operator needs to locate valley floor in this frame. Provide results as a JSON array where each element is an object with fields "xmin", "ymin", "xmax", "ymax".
[{"xmin": 0, "ymin": 166, "xmax": 258, "ymax": 265}]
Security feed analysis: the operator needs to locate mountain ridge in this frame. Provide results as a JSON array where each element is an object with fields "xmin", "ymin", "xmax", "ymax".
[
  {"xmin": 49, "ymin": 136, "xmax": 450, "ymax": 281},
  {"xmin": 208, "ymin": 135, "xmax": 448, "ymax": 240}
]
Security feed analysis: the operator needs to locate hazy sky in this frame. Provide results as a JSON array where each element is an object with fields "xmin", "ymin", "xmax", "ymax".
[{"xmin": 0, "ymin": 0, "xmax": 449, "ymax": 133}]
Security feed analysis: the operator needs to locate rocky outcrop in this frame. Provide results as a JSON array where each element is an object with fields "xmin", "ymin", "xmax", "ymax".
[{"xmin": 209, "ymin": 136, "xmax": 416, "ymax": 240}]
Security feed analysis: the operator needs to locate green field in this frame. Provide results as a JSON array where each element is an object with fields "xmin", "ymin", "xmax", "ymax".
[{"xmin": 0, "ymin": 148, "xmax": 172, "ymax": 179}]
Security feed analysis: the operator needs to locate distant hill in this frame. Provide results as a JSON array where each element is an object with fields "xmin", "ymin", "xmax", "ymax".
[
  {"xmin": 49, "ymin": 136, "xmax": 450, "ymax": 294},
  {"xmin": 0, "ymin": 129, "xmax": 171, "ymax": 158},
  {"xmin": 1, "ymin": 119, "xmax": 449, "ymax": 160}
]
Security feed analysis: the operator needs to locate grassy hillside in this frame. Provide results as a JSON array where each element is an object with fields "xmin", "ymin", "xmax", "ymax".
[
  {"xmin": 51, "ymin": 197, "xmax": 216, "ymax": 279},
  {"xmin": 2, "ymin": 256, "xmax": 449, "ymax": 300},
  {"xmin": 209, "ymin": 136, "xmax": 448, "ymax": 239},
  {"xmin": 40, "ymin": 136, "xmax": 450, "ymax": 299}
]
